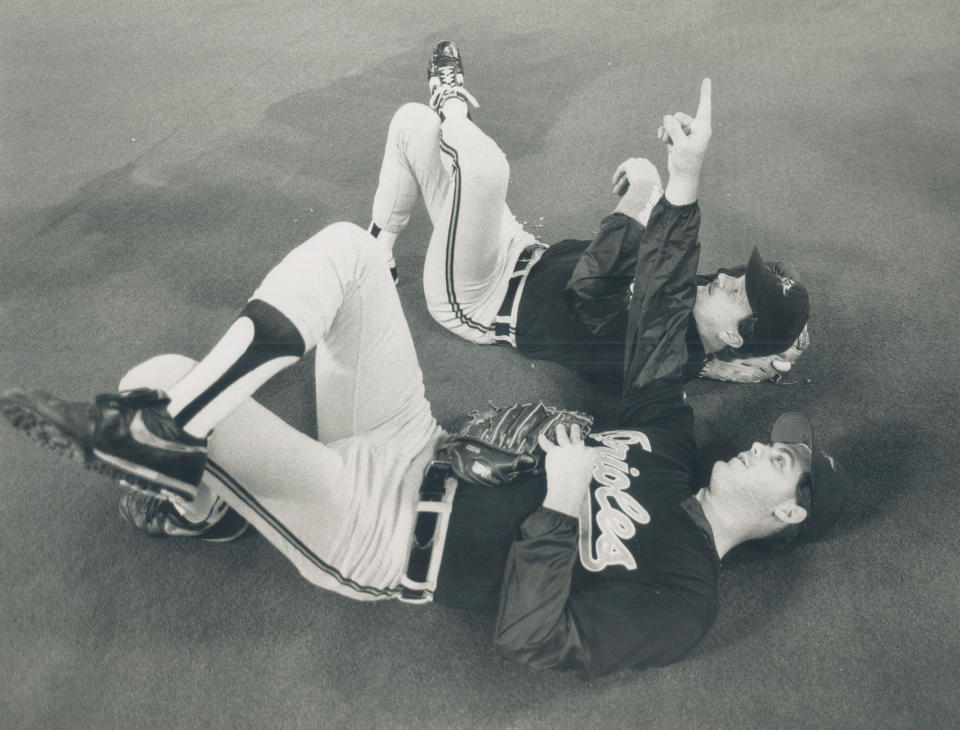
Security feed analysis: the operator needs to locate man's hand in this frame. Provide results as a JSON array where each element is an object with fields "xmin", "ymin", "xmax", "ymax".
[
  {"xmin": 611, "ymin": 157, "xmax": 662, "ymax": 196},
  {"xmin": 659, "ymin": 78, "xmax": 712, "ymax": 206},
  {"xmin": 537, "ymin": 423, "xmax": 599, "ymax": 517},
  {"xmin": 611, "ymin": 157, "xmax": 664, "ymax": 225}
]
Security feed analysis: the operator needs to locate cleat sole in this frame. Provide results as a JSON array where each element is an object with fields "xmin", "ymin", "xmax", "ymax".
[
  {"xmin": 1, "ymin": 401, "xmax": 89, "ymax": 463},
  {"xmin": 1, "ymin": 399, "xmax": 196, "ymax": 504}
]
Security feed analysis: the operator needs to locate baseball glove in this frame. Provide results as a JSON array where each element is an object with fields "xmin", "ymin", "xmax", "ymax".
[
  {"xmin": 437, "ymin": 402, "xmax": 594, "ymax": 487},
  {"xmin": 699, "ymin": 324, "xmax": 810, "ymax": 384}
]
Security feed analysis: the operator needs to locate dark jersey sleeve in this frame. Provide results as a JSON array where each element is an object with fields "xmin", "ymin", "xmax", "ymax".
[
  {"xmin": 622, "ymin": 198, "xmax": 701, "ymax": 394},
  {"xmin": 493, "ymin": 509, "xmax": 589, "ymax": 669},
  {"xmin": 494, "ymin": 507, "xmax": 713, "ymax": 678},
  {"xmin": 563, "ymin": 213, "xmax": 641, "ymax": 338}
]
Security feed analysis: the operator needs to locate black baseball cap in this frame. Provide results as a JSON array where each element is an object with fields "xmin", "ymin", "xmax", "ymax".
[
  {"xmin": 770, "ymin": 412, "xmax": 850, "ymax": 542},
  {"xmin": 744, "ymin": 248, "xmax": 810, "ymax": 356}
]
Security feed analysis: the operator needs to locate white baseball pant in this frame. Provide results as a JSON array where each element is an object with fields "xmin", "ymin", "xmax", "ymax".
[
  {"xmin": 119, "ymin": 222, "xmax": 444, "ymax": 601},
  {"xmin": 370, "ymin": 103, "xmax": 539, "ymax": 344}
]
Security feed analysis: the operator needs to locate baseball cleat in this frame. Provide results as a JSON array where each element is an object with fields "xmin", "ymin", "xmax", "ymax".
[
  {"xmin": 118, "ymin": 480, "xmax": 249, "ymax": 541},
  {"xmin": 427, "ymin": 41, "xmax": 479, "ymax": 112},
  {"xmin": 0, "ymin": 387, "xmax": 207, "ymax": 503}
]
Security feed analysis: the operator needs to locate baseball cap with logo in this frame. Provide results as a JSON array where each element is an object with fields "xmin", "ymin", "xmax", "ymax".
[
  {"xmin": 770, "ymin": 412, "xmax": 850, "ymax": 542},
  {"xmin": 744, "ymin": 248, "xmax": 810, "ymax": 356}
]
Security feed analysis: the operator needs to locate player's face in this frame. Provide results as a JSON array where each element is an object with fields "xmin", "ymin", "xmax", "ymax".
[
  {"xmin": 693, "ymin": 273, "xmax": 753, "ymax": 339},
  {"xmin": 711, "ymin": 441, "xmax": 810, "ymax": 511}
]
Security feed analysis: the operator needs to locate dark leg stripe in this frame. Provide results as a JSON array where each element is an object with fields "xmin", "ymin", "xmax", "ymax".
[
  {"xmin": 205, "ymin": 458, "xmax": 397, "ymax": 598},
  {"xmin": 438, "ymin": 135, "xmax": 492, "ymax": 334},
  {"xmin": 175, "ymin": 300, "xmax": 306, "ymax": 427}
]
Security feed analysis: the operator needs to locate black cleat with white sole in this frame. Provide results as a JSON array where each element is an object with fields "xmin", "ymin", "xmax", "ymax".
[{"xmin": 0, "ymin": 387, "xmax": 206, "ymax": 503}]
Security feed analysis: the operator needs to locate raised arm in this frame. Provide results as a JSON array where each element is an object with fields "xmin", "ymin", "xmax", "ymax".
[
  {"xmin": 622, "ymin": 79, "xmax": 712, "ymax": 393},
  {"xmin": 659, "ymin": 78, "xmax": 712, "ymax": 205},
  {"xmin": 562, "ymin": 158, "xmax": 659, "ymax": 338}
]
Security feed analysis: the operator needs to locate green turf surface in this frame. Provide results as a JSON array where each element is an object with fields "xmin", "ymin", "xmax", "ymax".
[{"xmin": 2, "ymin": 1, "xmax": 959, "ymax": 727}]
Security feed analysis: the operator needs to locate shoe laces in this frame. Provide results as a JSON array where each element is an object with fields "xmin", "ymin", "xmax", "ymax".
[
  {"xmin": 141, "ymin": 494, "xmax": 164, "ymax": 527},
  {"xmin": 120, "ymin": 479, "xmax": 168, "ymax": 528},
  {"xmin": 429, "ymin": 84, "xmax": 479, "ymax": 112},
  {"xmin": 436, "ymin": 62, "xmax": 460, "ymax": 87},
  {"xmin": 97, "ymin": 388, "xmax": 170, "ymax": 410}
]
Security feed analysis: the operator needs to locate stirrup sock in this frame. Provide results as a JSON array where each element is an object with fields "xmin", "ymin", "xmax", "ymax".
[{"xmin": 167, "ymin": 299, "xmax": 306, "ymax": 436}]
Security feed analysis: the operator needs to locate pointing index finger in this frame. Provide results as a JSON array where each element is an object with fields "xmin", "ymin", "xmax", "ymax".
[{"xmin": 695, "ymin": 78, "xmax": 712, "ymax": 125}]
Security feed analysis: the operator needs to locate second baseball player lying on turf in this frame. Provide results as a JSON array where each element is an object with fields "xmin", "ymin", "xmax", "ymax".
[
  {"xmin": 0, "ymin": 72, "xmax": 849, "ymax": 679},
  {"xmin": 366, "ymin": 41, "xmax": 810, "ymax": 387}
]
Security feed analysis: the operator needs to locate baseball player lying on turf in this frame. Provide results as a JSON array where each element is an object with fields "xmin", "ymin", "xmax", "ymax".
[
  {"xmin": 366, "ymin": 42, "xmax": 809, "ymax": 388},
  {"xmin": 0, "ymin": 72, "xmax": 850, "ymax": 679}
]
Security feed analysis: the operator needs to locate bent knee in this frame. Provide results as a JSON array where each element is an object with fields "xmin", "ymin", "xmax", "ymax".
[
  {"xmin": 119, "ymin": 354, "xmax": 198, "ymax": 392},
  {"xmin": 253, "ymin": 222, "xmax": 392, "ymax": 309},
  {"xmin": 390, "ymin": 102, "xmax": 438, "ymax": 135},
  {"xmin": 295, "ymin": 221, "xmax": 379, "ymax": 263}
]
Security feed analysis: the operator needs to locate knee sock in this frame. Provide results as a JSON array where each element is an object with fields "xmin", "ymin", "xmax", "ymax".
[{"xmin": 165, "ymin": 299, "xmax": 306, "ymax": 438}]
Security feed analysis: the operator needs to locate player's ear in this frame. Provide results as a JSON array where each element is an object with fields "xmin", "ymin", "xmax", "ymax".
[
  {"xmin": 773, "ymin": 501, "xmax": 807, "ymax": 525},
  {"xmin": 718, "ymin": 329, "xmax": 744, "ymax": 349}
]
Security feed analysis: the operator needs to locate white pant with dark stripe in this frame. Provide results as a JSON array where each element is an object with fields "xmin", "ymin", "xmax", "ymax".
[
  {"xmin": 119, "ymin": 222, "xmax": 444, "ymax": 601},
  {"xmin": 371, "ymin": 103, "xmax": 538, "ymax": 344}
]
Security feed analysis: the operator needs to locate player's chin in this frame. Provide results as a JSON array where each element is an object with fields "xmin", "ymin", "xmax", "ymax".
[{"xmin": 708, "ymin": 459, "xmax": 729, "ymax": 484}]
